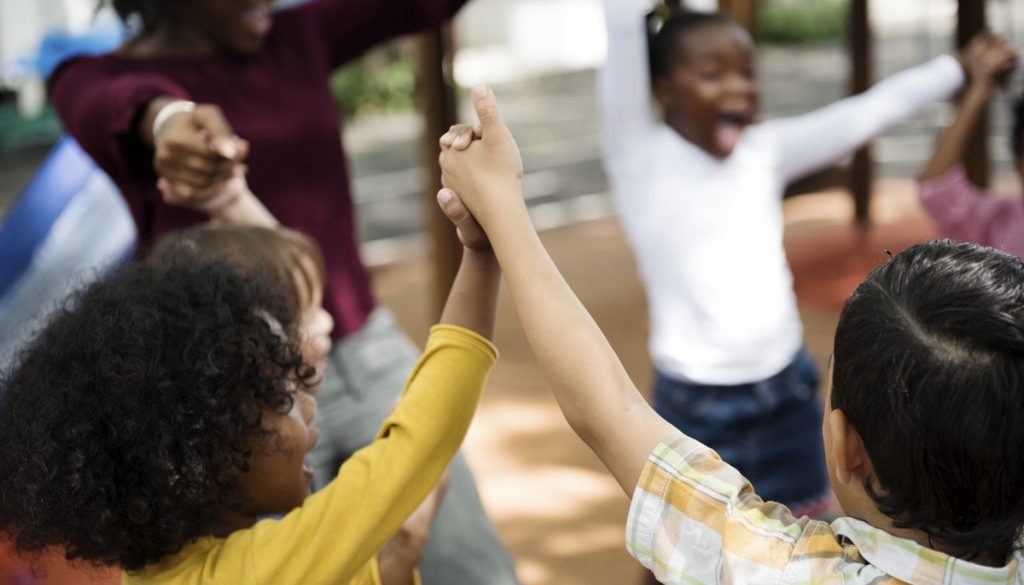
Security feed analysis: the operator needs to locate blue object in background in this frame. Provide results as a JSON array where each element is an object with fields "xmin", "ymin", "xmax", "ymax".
[
  {"xmin": 35, "ymin": 25, "xmax": 122, "ymax": 78},
  {"xmin": 0, "ymin": 137, "xmax": 136, "ymax": 369}
]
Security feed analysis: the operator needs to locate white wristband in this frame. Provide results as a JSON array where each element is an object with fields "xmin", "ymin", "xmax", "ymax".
[{"xmin": 152, "ymin": 100, "xmax": 196, "ymax": 141}]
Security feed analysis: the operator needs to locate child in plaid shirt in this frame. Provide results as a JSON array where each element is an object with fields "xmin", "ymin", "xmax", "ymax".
[{"xmin": 438, "ymin": 86, "xmax": 1024, "ymax": 584}]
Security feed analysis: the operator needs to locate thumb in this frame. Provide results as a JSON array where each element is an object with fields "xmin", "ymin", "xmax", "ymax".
[
  {"xmin": 192, "ymin": 105, "xmax": 243, "ymax": 160},
  {"xmin": 471, "ymin": 85, "xmax": 506, "ymax": 136}
]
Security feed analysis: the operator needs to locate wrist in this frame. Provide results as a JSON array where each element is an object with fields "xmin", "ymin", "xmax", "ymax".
[
  {"xmin": 461, "ymin": 247, "xmax": 498, "ymax": 268},
  {"xmin": 152, "ymin": 100, "xmax": 196, "ymax": 144},
  {"xmin": 964, "ymin": 81, "xmax": 995, "ymax": 104},
  {"xmin": 473, "ymin": 187, "xmax": 527, "ymax": 227}
]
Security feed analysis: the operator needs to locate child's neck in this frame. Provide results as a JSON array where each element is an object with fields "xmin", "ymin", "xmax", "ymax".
[
  {"xmin": 206, "ymin": 510, "xmax": 258, "ymax": 538},
  {"xmin": 853, "ymin": 502, "xmax": 1005, "ymax": 567},
  {"xmin": 663, "ymin": 113, "xmax": 728, "ymax": 160},
  {"xmin": 119, "ymin": 19, "xmax": 219, "ymax": 58}
]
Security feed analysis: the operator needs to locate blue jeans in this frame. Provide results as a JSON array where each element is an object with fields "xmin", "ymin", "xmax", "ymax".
[{"xmin": 653, "ymin": 349, "xmax": 830, "ymax": 514}]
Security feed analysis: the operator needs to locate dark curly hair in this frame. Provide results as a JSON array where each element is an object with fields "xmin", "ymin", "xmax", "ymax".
[
  {"xmin": 0, "ymin": 252, "xmax": 312, "ymax": 570},
  {"xmin": 832, "ymin": 240, "xmax": 1024, "ymax": 561}
]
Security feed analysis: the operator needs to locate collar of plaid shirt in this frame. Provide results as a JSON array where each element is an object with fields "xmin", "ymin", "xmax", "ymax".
[{"xmin": 833, "ymin": 517, "xmax": 1021, "ymax": 585}]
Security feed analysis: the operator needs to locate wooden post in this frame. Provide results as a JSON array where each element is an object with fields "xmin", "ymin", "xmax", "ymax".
[
  {"xmin": 958, "ymin": 0, "xmax": 989, "ymax": 187},
  {"xmin": 849, "ymin": 0, "xmax": 873, "ymax": 224},
  {"xmin": 418, "ymin": 27, "xmax": 464, "ymax": 318},
  {"xmin": 718, "ymin": 0, "xmax": 757, "ymax": 35}
]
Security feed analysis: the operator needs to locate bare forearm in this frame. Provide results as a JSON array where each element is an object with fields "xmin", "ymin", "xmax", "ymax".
[
  {"xmin": 439, "ymin": 249, "xmax": 500, "ymax": 339},
  {"xmin": 921, "ymin": 83, "xmax": 992, "ymax": 181},
  {"xmin": 209, "ymin": 191, "xmax": 280, "ymax": 227},
  {"xmin": 485, "ymin": 202, "xmax": 674, "ymax": 492}
]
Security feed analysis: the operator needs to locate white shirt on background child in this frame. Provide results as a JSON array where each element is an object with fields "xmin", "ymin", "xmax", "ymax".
[{"xmin": 599, "ymin": 0, "xmax": 965, "ymax": 384}]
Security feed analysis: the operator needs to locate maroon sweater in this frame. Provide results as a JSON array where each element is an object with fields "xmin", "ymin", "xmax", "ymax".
[{"xmin": 50, "ymin": 0, "xmax": 467, "ymax": 340}]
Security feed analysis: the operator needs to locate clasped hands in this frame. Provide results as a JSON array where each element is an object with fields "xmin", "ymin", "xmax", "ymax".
[{"xmin": 436, "ymin": 85, "xmax": 525, "ymax": 249}]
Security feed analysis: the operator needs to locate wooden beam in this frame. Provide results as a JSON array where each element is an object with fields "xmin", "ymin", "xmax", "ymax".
[
  {"xmin": 849, "ymin": 0, "xmax": 873, "ymax": 224},
  {"xmin": 957, "ymin": 0, "xmax": 989, "ymax": 187},
  {"xmin": 718, "ymin": 0, "xmax": 757, "ymax": 35},
  {"xmin": 418, "ymin": 27, "xmax": 464, "ymax": 318}
]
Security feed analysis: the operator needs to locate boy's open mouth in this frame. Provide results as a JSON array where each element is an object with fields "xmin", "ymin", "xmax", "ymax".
[{"xmin": 714, "ymin": 111, "xmax": 752, "ymax": 155}]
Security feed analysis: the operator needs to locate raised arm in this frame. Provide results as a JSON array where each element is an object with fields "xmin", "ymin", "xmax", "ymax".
[
  {"xmin": 49, "ymin": 60, "xmax": 188, "ymax": 173},
  {"xmin": 208, "ymin": 196, "xmax": 499, "ymax": 585},
  {"xmin": 440, "ymin": 87, "xmax": 678, "ymax": 494},
  {"xmin": 768, "ymin": 53, "xmax": 966, "ymax": 184},
  {"xmin": 50, "ymin": 60, "xmax": 249, "ymax": 212},
  {"xmin": 598, "ymin": 0, "xmax": 657, "ymax": 169},
  {"xmin": 921, "ymin": 33, "xmax": 1017, "ymax": 181}
]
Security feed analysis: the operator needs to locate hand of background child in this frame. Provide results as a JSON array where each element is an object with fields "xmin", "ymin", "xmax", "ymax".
[
  {"xmin": 923, "ymin": 32, "xmax": 1017, "ymax": 181},
  {"xmin": 961, "ymin": 32, "xmax": 1018, "ymax": 88},
  {"xmin": 378, "ymin": 473, "xmax": 451, "ymax": 585},
  {"xmin": 438, "ymin": 86, "xmax": 524, "ymax": 229},
  {"xmin": 175, "ymin": 168, "xmax": 279, "ymax": 228}
]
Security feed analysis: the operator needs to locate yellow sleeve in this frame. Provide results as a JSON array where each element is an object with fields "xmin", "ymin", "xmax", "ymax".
[
  {"xmin": 222, "ymin": 325, "xmax": 497, "ymax": 585},
  {"xmin": 348, "ymin": 557, "xmax": 422, "ymax": 585}
]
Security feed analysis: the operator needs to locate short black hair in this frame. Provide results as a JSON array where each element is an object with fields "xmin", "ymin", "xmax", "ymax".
[
  {"xmin": 832, "ymin": 240, "xmax": 1024, "ymax": 560},
  {"xmin": 0, "ymin": 252, "xmax": 312, "ymax": 570},
  {"xmin": 646, "ymin": 8, "xmax": 735, "ymax": 82}
]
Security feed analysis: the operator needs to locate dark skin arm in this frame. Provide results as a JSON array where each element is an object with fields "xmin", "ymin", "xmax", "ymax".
[{"xmin": 921, "ymin": 33, "xmax": 1017, "ymax": 181}]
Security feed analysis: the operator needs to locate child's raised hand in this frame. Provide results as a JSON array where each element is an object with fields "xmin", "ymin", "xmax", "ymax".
[
  {"xmin": 439, "ymin": 123, "xmax": 481, "ymax": 151},
  {"xmin": 437, "ymin": 188, "xmax": 490, "ymax": 251},
  {"xmin": 962, "ymin": 32, "xmax": 1018, "ymax": 87},
  {"xmin": 438, "ymin": 86, "xmax": 524, "ymax": 227}
]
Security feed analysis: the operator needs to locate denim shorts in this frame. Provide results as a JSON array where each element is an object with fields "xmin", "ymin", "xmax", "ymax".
[{"xmin": 653, "ymin": 348, "xmax": 831, "ymax": 516}]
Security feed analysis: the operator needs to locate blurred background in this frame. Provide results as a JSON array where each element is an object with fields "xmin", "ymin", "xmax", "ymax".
[
  {"xmin": 3, "ymin": 0, "xmax": 1023, "ymax": 245},
  {"xmin": 3, "ymin": 1, "xmax": 1024, "ymax": 584}
]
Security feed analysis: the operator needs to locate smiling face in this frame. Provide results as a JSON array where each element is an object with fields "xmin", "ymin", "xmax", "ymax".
[
  {"xmin": 179, "ymin": 0, "xmax": 276, "ymax": 54},
  {"xmin": 654, "ymin": 22, "xmax": 760, "ymax": 158},
  {"xmin": 239, "ymin": 384, "xmax": 320, "ymax": 516}
]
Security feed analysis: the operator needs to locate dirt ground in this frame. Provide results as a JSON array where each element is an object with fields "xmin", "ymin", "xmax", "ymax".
[{"xmin": 1, "ymin": 180, "xmax": 947, "ymax": 585}]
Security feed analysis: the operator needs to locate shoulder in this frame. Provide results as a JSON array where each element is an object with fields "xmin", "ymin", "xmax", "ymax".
[{"xmin": 50, "ymin": 53, "xmax": 117, "ymax": 83}]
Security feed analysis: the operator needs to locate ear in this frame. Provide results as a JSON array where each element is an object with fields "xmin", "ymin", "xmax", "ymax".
[
  {"xmin": 827, "ymin": 409, "xmax": 870, "ymax": 485},
  {"xmin": 652, "ymin": 78, "xmax": 673, "ymax": 110}
]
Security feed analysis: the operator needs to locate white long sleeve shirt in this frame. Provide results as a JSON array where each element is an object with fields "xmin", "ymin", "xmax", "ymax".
[{"xmin": 599, "ymin": 0, "xmax": 965, "ymax": 384}]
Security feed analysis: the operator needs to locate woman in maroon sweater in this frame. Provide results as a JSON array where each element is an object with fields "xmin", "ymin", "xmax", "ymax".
[{"xmin": 49, "ymin": 2, "xmax": 518, "ymax": 584}]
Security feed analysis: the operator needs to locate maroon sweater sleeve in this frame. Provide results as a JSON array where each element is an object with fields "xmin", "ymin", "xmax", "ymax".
[
  {"xmin": 299, "ymin": 0, "xmax": 470, "ymax": 68},
  {"xmin": 49, "ymin": 58, "xmax": 190, "ymax": 178}
]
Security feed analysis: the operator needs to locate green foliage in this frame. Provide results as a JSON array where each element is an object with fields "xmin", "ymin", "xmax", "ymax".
[
  {"xmin": 330, "ymin": 55, "xmax": 418, "ymax": 119},
  {"xmin": 0, "ymin": 103, "xmax": 62, "ymax": 152},
  {"xmin": 757, "ymin": 0, "xmax": 848, "ymax": 45}
]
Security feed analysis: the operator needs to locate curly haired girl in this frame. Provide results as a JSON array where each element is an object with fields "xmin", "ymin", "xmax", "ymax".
[{"xmin": 0, "ymin": 194, "xmax": 501, "ymax": 585}]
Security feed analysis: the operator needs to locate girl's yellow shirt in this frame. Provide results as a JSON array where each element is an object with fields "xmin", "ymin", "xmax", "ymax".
[{"xmin": 124, "ymin": 325, "xmax": 497, "ymax": 585}]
